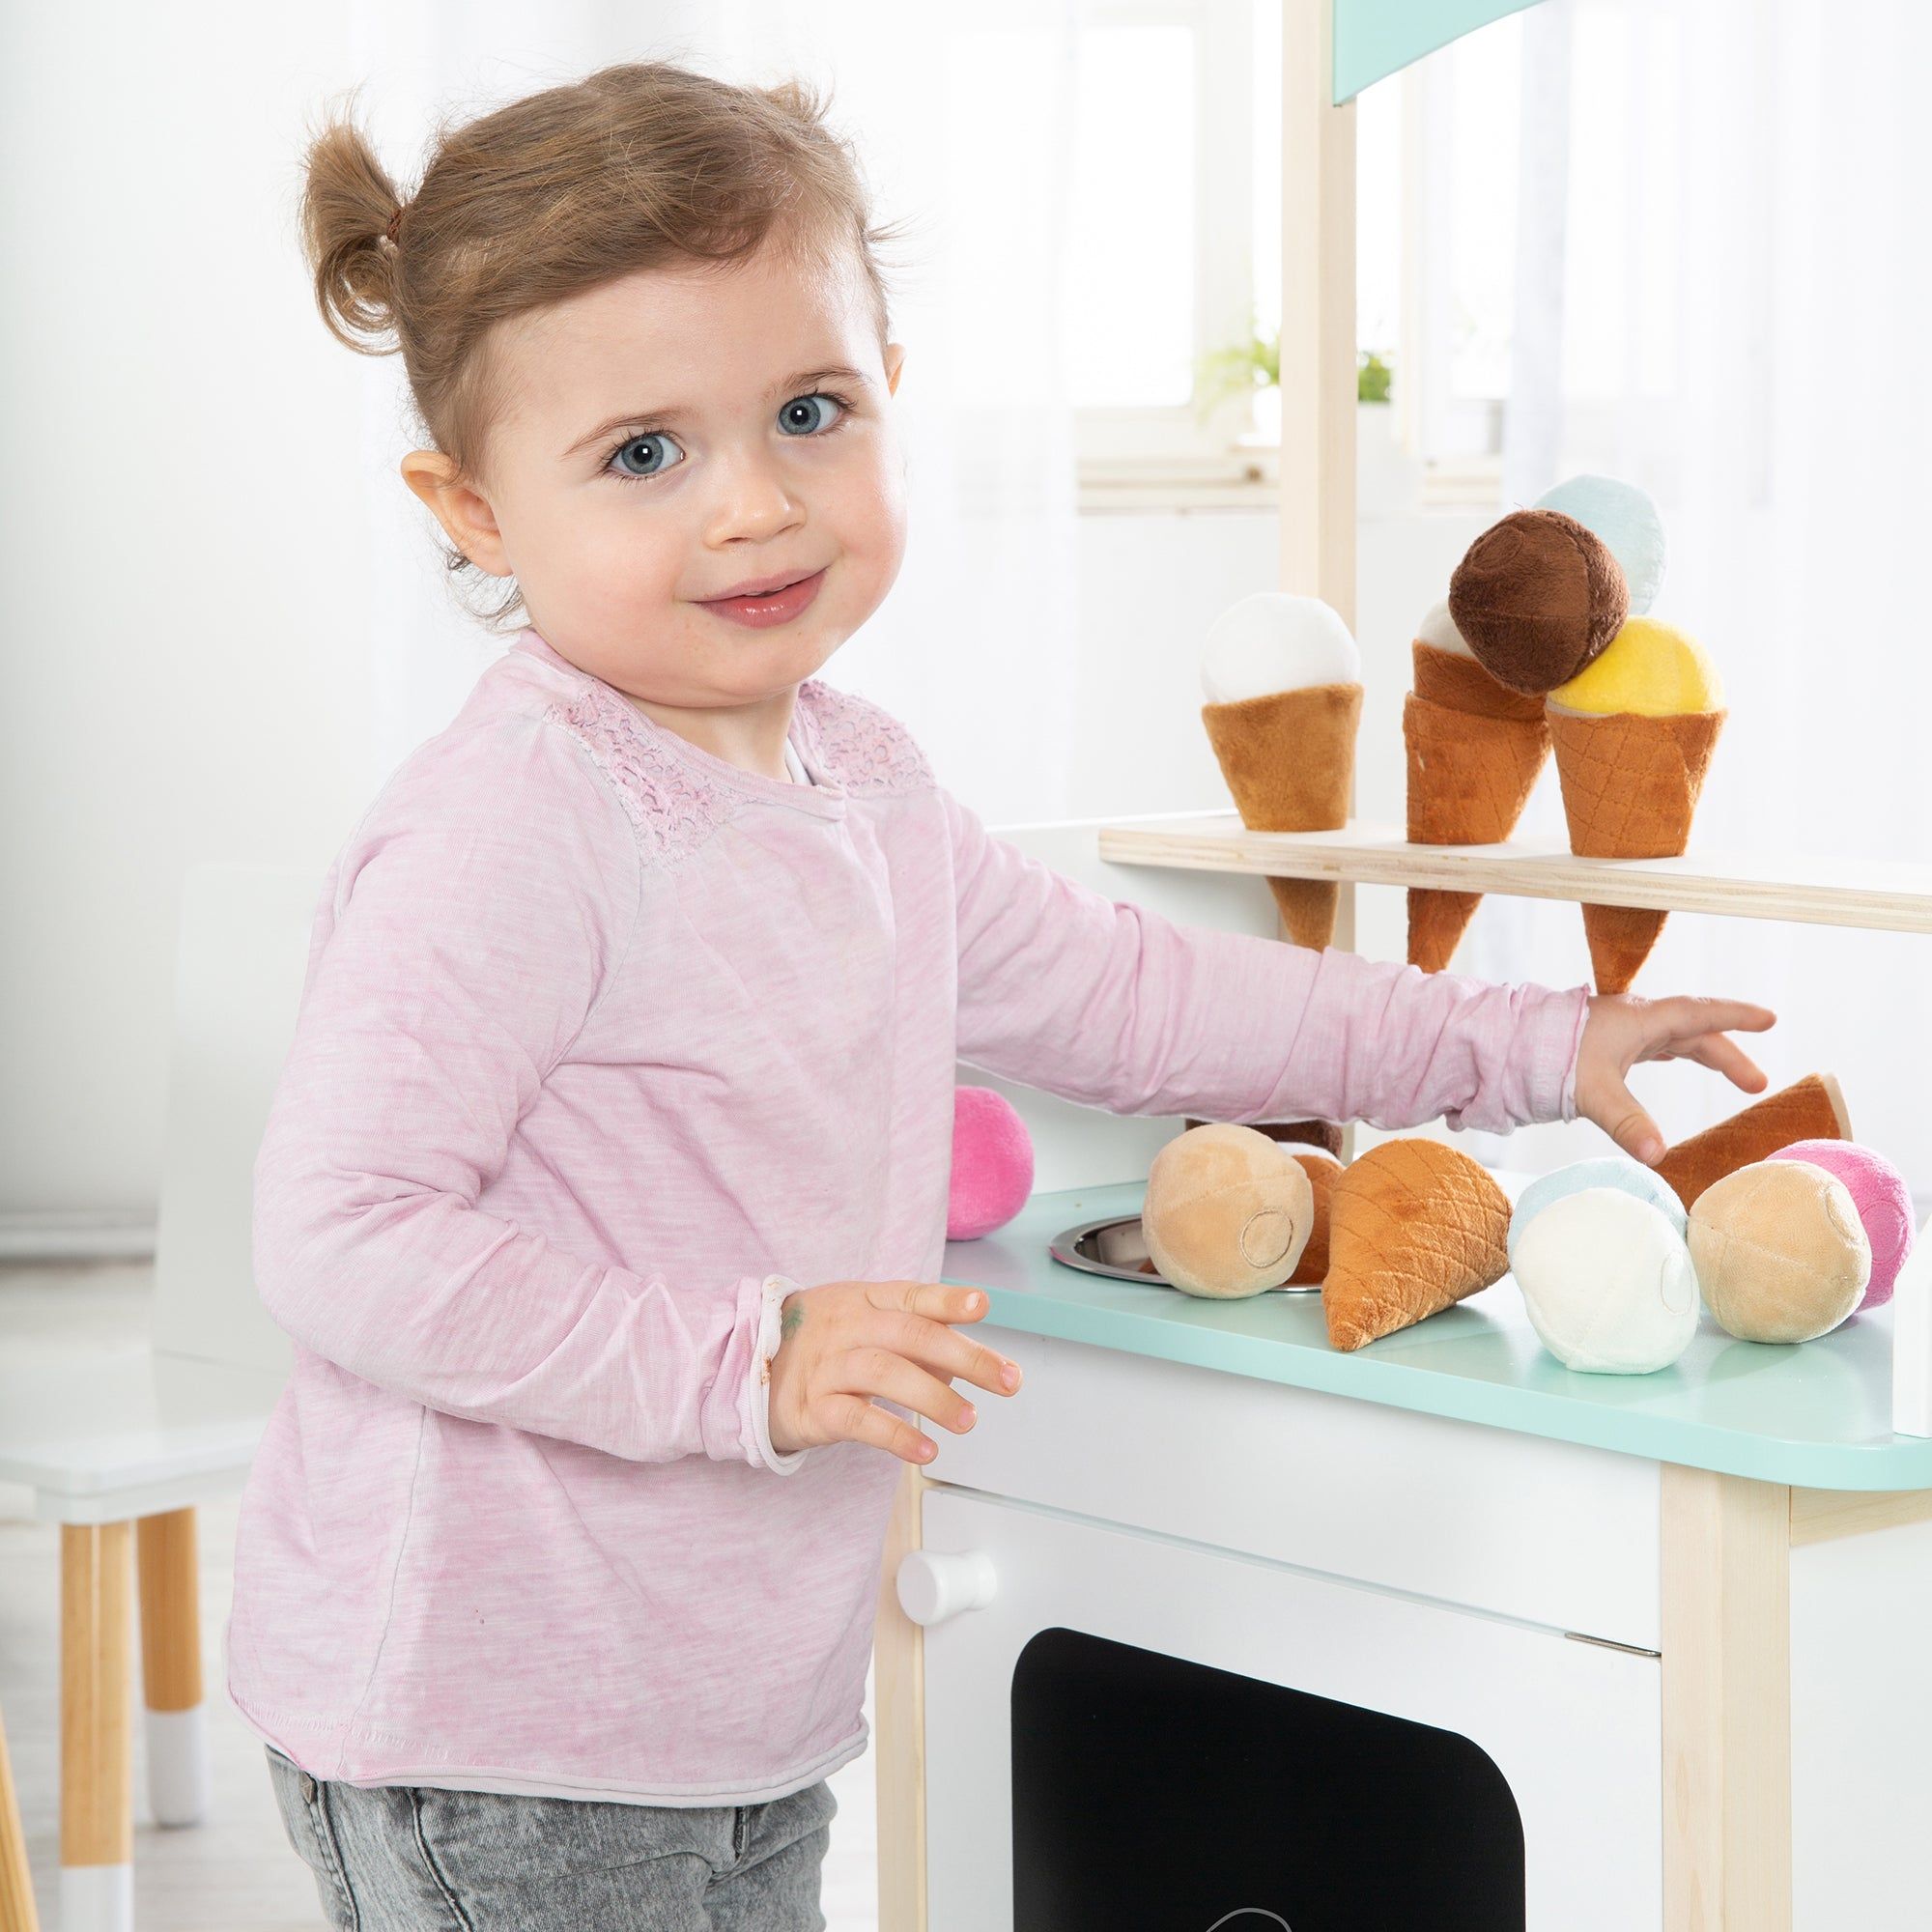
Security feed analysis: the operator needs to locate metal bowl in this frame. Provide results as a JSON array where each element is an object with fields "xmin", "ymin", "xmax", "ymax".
[
  {"xmin": 1048, "ymin": 1213, "xmax": 1167, "ymax": 1282},
  {"xmin": 1049, "ymin": 1213, "xmax": 1321, "ymax": 1293}
]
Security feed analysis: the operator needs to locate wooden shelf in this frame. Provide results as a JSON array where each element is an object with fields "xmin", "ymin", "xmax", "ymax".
[{"xmin": 1096, "ymin": 814, "xmax": 1932, "ymax": 936}]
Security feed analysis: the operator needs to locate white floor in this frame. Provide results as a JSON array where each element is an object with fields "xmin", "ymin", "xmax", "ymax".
[{"xmin": 0, "ymin": 1261, "xmax": 880, "ymax": 1929}]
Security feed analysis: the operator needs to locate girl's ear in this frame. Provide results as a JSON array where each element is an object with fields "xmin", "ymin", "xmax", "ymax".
[
  {"xmin": 884, "ymin": 342, "xmax": 907, "ymax": 396},
  {"xmin": 399, "ymin": 450, "xmax": 512, "ymax": 577}
]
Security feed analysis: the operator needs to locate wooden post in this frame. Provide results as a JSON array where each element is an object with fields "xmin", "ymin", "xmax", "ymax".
[
  {"xmin": 1280, "ymin": 0, "xmax": 1360, "ymax": 1153},
  {"xmin": 1279, "ymin": 0, "xmax": 1357, "ymax": 628},
  {"xmin": 0, "ymin": 1701, "xmax": 40, "ymax": 1932},
  {"xmin": 60, "ymin": 1521, "xmax": 133, "ymax": 1927},
  {"xmin": 1660, "ymin": 1464, "xmax": 1792, "ymax": 1929},
  {"xmin": 874, "ymin": 1463, "xmax": 928, "ymax": 1932}
]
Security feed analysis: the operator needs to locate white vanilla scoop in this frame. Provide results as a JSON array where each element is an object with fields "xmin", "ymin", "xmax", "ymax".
[
  {"xmin": 1199, "ymin": 592, "xmax": 1362, "ymax": 705},
  {"xmin": 1415, "ymin": 599, "xmax": 1474, "ymax": 657}
]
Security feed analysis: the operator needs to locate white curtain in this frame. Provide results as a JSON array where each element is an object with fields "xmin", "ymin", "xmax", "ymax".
[
  {"xmin": 346, "ymin": 0, "xmax": 1083, "ymax": 823},
  {"xmin": 1461, "ymin": 0, "xmax": 1932, "ymax": 1184}
]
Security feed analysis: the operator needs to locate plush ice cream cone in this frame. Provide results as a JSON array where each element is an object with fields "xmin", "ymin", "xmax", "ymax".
[
  {"xmin": 1404, "ymin": 611, "xmax": 1552, "ymax": 971},
  {"xmin": 1655, "ymin": 1072, "xmax": 1851, "ymax": 1211},
  {"xmin": 1321, "ymin": 1138, "xmax": 1511, "ymax": 1351},
  {"xmin": 1202, "ymin": 681, "xmax": 1362, "ymax": 947},
  {"xmin": 1548, "ymin": 708, "xmax": 1723, "ymax": 990},
  {"xmin": 1198, "ymin": 595, "xmax": 1363, "ymax": 1155},
  {"xmin": 1199, "ymin": 594, "xmax": 1363, "ymax": 951},
  {"xmin": 1547, "ymin": 617, "xmax": 1725, "ymax": 993}
]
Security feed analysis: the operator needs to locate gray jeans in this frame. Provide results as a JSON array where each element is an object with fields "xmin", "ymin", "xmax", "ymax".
[{"xmin": 266, "ymin": 1747, "xmax": 834, "ymax": 1929}]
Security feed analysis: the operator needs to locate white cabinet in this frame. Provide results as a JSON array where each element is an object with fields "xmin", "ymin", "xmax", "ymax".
[
  {"xmin": 916, "ymin": 1486, "xmax": 1662, "ymax": 1931},
  {"xmin": 941, "ymin": 1326, "xmax": 1663, "ymax": 1648}
]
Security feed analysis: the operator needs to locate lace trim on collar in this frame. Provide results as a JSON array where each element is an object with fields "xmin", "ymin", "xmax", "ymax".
[
  {"xmin": 794, "ymin": 680, "xmax": 934, "ymax": 795},
  {"xmin": 541, "ymin": 675, "xmax": 933, "ymax": 869}
]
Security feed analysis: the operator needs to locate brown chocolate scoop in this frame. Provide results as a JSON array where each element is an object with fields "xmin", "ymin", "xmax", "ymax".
[{"xmin": 1448, "ymin": 508, "xmax": 1629, "ymax": 696}]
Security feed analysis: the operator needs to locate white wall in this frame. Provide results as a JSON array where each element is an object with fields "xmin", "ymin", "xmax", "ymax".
[{"xmin": 0, "ymin": 6, "xmax": 380, "ymax": 1237}]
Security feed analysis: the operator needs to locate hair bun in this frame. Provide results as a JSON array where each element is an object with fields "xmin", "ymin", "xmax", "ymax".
[{"xmin": 298, "ymin": 98, "xmax": 407, "ymax": 353}]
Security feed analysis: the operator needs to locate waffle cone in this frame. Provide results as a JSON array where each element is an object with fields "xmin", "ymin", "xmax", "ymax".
[
  {"xmin": 1404, "ymin": 644, "xmax": 1552, "ymax": 972},
  {"xmin": 1262, "ymin": 877, "xmax": 1338, "ymax": 950},
  {"xmin": 1549, "ymin": 706, "xmax": 1725, "ymax": 991},
  {"xmin": 1576, "ymin": 905, "xmax": 1666, "ymax": 996},
  {"xmin": 1287, "ymin": 1151, "xmax": 1339, "ymax": 1287},
  {"xmin": 1203, "ymin": 683, "xmax": 1362, "ymax": 950},
  {"xmin": 1405, "ymin": 696, "xmax": 1551, "ymax": 845},
  {"xmin": 1321, "ymin": 1139, "xmax": 1511, "ymax": 1351},
  {"xmin": 1411, "ymin": 641, "xmax": 1547, "ymax": 722},
  {"xmin": 1406, "ymin": 890, "xmax": 1485, "ymax": 976},
  {"xmin": 1655, "ymin": 1073, "xmax": 1851, "ymax": 1211},
  {"xmin": 1548, "ymin": 707, "xmax": 1724, "ymax": 859}
]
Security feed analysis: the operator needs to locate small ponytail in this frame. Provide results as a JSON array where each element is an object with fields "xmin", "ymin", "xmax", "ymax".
[{"xmin": 298, "ymin": 86, "xmax": 408, "ymax": 355}]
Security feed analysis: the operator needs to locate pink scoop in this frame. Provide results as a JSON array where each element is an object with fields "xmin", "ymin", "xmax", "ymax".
[{"xmin": 1771, "ymin": 1139, "xmax": 1916, "ymax": 1309}]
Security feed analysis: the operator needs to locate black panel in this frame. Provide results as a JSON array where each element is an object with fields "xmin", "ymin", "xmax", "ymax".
[{"xmin": 1010, "ymin": 1627, "xmax": 1525, "ymax": 1931}]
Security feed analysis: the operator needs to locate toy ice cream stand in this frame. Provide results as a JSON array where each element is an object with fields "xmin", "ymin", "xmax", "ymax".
[{"xmin": 871, "ymin": 4, "xmax": 1932, "ymax": 1928}]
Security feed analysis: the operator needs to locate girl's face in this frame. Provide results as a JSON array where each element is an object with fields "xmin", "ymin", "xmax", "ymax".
[{"xmin": 406, "ymin": 234, "xmax": 908, "ymax": 710}]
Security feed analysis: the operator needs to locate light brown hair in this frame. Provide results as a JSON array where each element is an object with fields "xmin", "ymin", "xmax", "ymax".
[{"xmin": 298, "ymin": 60, "xmax": 900, "ymax": 627}]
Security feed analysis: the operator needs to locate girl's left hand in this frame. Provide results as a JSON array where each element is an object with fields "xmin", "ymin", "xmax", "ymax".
[{"xmin": 1574, "ymin": 993, "xmax": 1777, "ymax": 1166}]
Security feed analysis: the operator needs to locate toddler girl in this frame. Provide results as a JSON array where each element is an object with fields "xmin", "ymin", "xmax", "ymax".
[{"xmin": 233, "ymin": 58, "xmax": 1773, "ymax": 1930}]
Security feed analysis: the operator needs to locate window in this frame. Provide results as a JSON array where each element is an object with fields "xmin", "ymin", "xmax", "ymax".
[
  {"xmin": 1065, "ymin": 0, "xmax": 1482, "ymax": 510},
  {"xmin": 1067, "ymin": 0, "xmax": 1276, "ymax": 505}
]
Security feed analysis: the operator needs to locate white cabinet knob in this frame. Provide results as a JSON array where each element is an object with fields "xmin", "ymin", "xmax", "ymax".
[{"xmin": 895, "ymin": 1549, "xmax": 997, "ymax": 1627}]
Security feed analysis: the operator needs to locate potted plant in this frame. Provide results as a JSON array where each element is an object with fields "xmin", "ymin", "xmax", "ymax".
[
  {"xmin": 1197, "ymin": 325, "xmax": 1281, "ymax": 442},
  {"xmin": 1197, "ymin": 335, "xmax": 1398, "ymax": 444},
  {"xmin": 1352, "ymin": 348, "xmax": 1421, "ymax": 511}
]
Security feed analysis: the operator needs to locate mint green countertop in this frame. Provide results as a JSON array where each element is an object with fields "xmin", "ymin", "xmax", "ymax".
[{"xmin": 941, "ymin": 1181, "xmax": 1932, "ymax": 1494}]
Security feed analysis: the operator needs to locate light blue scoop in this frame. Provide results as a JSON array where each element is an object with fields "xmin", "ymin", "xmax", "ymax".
[
  {"xmin": 1509, "ymin": 1155, "xmax": 1689, "ymax": 1268},
  {"xmin": 1534, "ymin": 474, "xmax": 1667, "ymax": 616}
]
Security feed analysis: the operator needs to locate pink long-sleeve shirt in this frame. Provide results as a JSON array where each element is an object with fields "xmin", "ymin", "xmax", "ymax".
[{"xmin": 227, "ymin": 627, "xmax": 1589, "ymax": 1806}]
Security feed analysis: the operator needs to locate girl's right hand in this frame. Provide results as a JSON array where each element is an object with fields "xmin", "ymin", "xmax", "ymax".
[{"xmin": 766, "ymin": 1280, "xmax": 1024, "ymax": 1463}]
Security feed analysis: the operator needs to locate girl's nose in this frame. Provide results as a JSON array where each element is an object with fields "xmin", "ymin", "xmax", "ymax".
[{"xmin": 702, "ymin": 447, "xmax": 805, "ymax": 547}]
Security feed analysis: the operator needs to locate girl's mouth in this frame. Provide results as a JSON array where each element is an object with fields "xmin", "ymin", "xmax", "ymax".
[{"xmin": 696, "ymin": 567, "xmax": 828, "ymax": 630}]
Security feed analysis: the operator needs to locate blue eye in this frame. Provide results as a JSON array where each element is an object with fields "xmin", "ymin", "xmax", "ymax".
[
  {"xmin": 608, "ymin": 431, "xmax": 684, "ymax": 480},
  {"xmin": 778, "ymin": 393, "xmax": 845, "ymax": 436}
]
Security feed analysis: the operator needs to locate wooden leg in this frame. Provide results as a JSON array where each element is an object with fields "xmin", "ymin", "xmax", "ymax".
[
  {"xmin": 1660, "ymin": 1464, "xmax": 1791, "ymax": 1930},
  {"xmin": 60, "ymin": 1522, "xmax": 132, "ymax": 1932},
  {"xmin": 136, "ymin": 1509, "xmax": 208, "ymax": 1828},
  {"xmin": 0, "ymin": 1702, "xmax": 41, "ymax": 1932},
  {"xmin": 874, "ymin": 1461, "xmax": 928, "ymax": 1932}
]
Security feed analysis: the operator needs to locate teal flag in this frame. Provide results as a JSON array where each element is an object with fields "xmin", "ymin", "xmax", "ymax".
[{"xmin": 1332, "ymin": 0, "xmax": 1548, "ymax": 102}]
